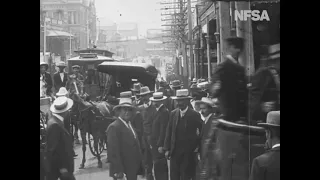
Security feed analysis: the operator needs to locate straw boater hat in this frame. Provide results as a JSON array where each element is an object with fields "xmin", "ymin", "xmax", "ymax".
[
  {"xmin": 150, "ymin": 92, "xmax": 167, "ymax": 101},
  {"xmin": 171, "ymin": 89, "xmax": 192, "ymax": 100},
  {"xmin": 139, "ymin": 86, "xmax": 154, "ymax": 96},
  {"xmin": 56, "ymin": 87, "xmax": 69, "ymax": 97},
  {"xmin": 117, "ymin": 91, "xmax": 135, "ymax": 100},
  {"xmin": 113, "ymin": 98, "xmax": 136, "ymax": 112},
  {"xmin": 195, "ymin": 97, "xmax": 217, "ymax": 108},
  {"xmin": 170, "ymin": 80, "xmax": 182, "ymax": 88},
  {"xmin": 40, "ymin": 62, "xmax": 49, "ymax": 70},
  {"xmin": 197, "ymin": 82, "xmax": 210, "ymax": 89},
  {"xmin": 131, "ymin": 83, "xmax": 141, "ymax": 92},
  {"xmin": 56, "ymin": 61, "xmax": 67, "ymax": 67},
  {"xmin": 72, "ymin": 65, "xmax": 80, "ymax": 69},
  {"xmin": 191, "ymin": 78, "xmax": 197, "ymax": 83},
  {"xmin": 268, "ymin": 43, "xmax": 280, "ymax": 60},
  {"xmin": 258, "ymin": 111, "xmax": 280, "ymax": 128},
  {"xmin": 50, "ymin": 96, "xmax": 74, "ymax": 114}
]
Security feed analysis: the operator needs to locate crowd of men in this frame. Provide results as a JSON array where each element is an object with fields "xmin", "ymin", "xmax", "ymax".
[{"xmin": 41, "ymin": 36, "xmax": 280, "ymax": 180}]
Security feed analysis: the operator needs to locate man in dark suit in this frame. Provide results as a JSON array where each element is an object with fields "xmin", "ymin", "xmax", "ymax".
[
  {"xmin": 66, "ymin": 65, "xmax": 85, "ymax": 95},
  {"xmin": 40, "ymin": 62, "xmax": 53, "ymax": 96},
  {"xmin": 53, "ymin": 62, "xmax": 68, "ymax": 94},
  {"xmin": 45, "ymin": 97, "xmax": 75, "ymax": 180},
  {"xmin": 249, "ymin": 44, "xmax": 280, "ymax": 124},
  {"xmin": 249, "ymin": 111, "xmax": 280, "ymax": 180},
  {"xmin": 138, "ymin": 86, "xmax": 156, "ymax": 180},
  {"xmin": 164, "ymin": 89, "xmax": 203, "ymax": 180},
  {"xmin": 149, "ymin": 92, "xmax": 170, "ymax": 180},
  {"xmin": 168, "ymin": 80, "xmax": 182, "ymax": 112},
  {"xmin": 209, "ymin": 37, "xmax": 248, "ymax": 122},
  {"xmin": 156, "ymin": 81, "xmax": 171, "ymax": 110},
  {"xmin": 106, "ymin": 97, "xmax": 143, "ymax": 180}
]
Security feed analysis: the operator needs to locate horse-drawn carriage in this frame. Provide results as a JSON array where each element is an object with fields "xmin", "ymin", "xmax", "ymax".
[{"xmin": 69, "ymin": 61, "xmax": 158, "ymax": 169}]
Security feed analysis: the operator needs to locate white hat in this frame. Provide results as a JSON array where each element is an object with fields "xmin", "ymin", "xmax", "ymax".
[
  {"xmin": 117, "ymin": 91, "xmax": 134, "ymax": 100},
  {"xmin": 113, "ymin": 98, "xmax": 136, "ymax": 111},
  {"xmin": 56, "ymin": 87, "xmax": 69, "ymax": 97},
  {"xmin": 171, "ymin": 89, "xmax": 192, "ymax": 100},
  {"xmin": 195, "ymin": 97, "xmax": 217, "ymax": 108},
  {"xmin": 150, "ymin": 92, "xmax": 167, "ymax": 101},
  {"xmin": 50, "ymin": 97, "xmax": 74, "ymax": 114}
]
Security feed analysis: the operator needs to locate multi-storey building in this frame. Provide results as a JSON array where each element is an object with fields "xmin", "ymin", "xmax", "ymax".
[{"xmin": 41, "ymin": 0, "xmax": 97, "ymax": 60}]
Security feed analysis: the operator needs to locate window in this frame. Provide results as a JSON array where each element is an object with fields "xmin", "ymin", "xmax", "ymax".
[{"xmin": 68, "ymin": 12, "xmax": 72, "ymax": 24}]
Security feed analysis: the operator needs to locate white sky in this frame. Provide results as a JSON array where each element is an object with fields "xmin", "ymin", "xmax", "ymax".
[{"xmin": 95, "ymin": 0, "xmax": 163, "ymax": 36}]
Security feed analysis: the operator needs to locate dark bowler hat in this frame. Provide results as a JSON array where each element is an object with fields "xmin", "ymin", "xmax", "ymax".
[
  {"xmin": 131, "ymin": 83, "xmax": 141, "ymax": 92},
  {"xmin": 170, "ymin": 80, "xmax": 182, "ymax": 88},
  {"xmin": 72, "ymin": 65, "xmax": 80, "ymax": 69},
  {"xmin": 226, "ymin": 37, "xmax": 245, "ymax": 49}
]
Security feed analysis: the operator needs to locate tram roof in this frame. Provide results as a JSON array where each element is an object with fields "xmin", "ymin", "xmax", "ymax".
[
  {"xmin": 67, "ymin": 55, "xmax": 116, "ymax": 62},
  {"xmin": 97, "ymin": 62, "xmax": 158, "ymax": 77}
]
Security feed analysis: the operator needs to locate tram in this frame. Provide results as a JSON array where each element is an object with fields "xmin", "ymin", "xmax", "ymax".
[{"xmin": 67, "ymin": 48, "xmax": 116, "ymax": 100}]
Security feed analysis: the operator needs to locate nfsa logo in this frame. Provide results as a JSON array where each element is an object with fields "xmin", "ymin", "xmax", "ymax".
[{"xmin": 235, "ymin": 10, "xmax": 270, "ymax": 21}]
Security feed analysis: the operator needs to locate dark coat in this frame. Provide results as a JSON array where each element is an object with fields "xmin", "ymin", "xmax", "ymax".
[
  {"xmin": 249, "ymin": 146, "xmax": 280, "ymax": 180},
  {"xmin": 156, "ymin": 87, "xmax": 172, "ymax": 110},
  {"xmin": 249, "ymin": 67, "xmax": 280, "ymax": 122},
  {"xmin": 211, "ymin": 57, "xmax": 248, "ymax": 121},
  {"xmin": 44, "ymin": 116, "xmax": 74, "ymax": 179},
  {"xmin": 130, "ymin": 111, "xmax": 144, "ymax": 148},
  {"xmin": 106, "ymin": 118, "xmax": 143, "ymax": 179},
  {"xmin": 199, "ymin": 114, "xmax": 218, "ymax": 159},
  {"xmin": 41, "ymin": 72, "xmax": 53, "ymax": 95},
  {"xmin": 138, "ymin": 104, "xmax": 157, "ymax": 146},
  {"xmin": 66, "ymin": 73, "xmax": 85, "ymax": 93},
  {"xmin": 150, "ymin": 105, "xmax": 170, "ymax": 159},
  {"xmin": 164, "ymin": 107, "xmax": 203, "ymax": 155},
  {"xmin": 53, "ymin": 72, "xmax": 68, "ymax": 92}
]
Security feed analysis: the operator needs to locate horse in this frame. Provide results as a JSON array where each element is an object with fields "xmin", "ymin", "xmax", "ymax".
[{"xmin": 69, "ymin": 92, "xmax": 115, "ymax": 169}]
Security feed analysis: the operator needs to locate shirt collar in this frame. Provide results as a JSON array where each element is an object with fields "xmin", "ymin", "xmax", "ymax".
[
  {"xmin": 180, "ymin": 106, "xmax": 188, "ymax": 117},
  {"xmin": 226, "ymin": 55, "xmax": 238, "ymax": 64},
  {"xmin": 272, "ymin": 143, "xmax": 280, "ymax": 149},
  {"xmin": 52, "ymin": 113, "xmax": 64, "ymax": 122},
  {"xmin": 156, "ymin": 104, "xmax": 164, "ymax": 111},
  {"xmin": 204, "ymin": 113, "xmax": 213, "ymax": 124}
]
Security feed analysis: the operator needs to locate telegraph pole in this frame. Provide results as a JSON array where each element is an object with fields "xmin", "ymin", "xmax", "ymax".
[
  {"xmin": 187, "ymin": 0, "xmax": 194, "ymax": 80},
  {"xmin": 43, "ymin": 17, "xmax": 47, "ymax": 62},
  {"xmin": 206, "ymin": 17, "xmax": 211, "ymax": 81}
]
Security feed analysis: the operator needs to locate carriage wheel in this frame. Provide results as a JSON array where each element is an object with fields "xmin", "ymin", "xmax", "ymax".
[{"xmin": 88, "ymin": 133, "xmax": 105, "ymax": 157}]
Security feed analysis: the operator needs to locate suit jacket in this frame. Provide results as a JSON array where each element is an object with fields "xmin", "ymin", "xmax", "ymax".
[
  {"xmin": 164, "ymin": 107, "xmax": 203, "ymax": 155},
  {"xmin": 44, "ymin": 116, "xmax": 74, "ymax": 177},
  {"xmin": 150, "ymin": 105, "xmax": 170, "ymax": 148},
  {"xmin": 249, "ymin": 146, "xmax": 280, "ymax": 180},
  {"xmin": 249, "ymin": 67, "xmax": 280, "ymax": 122},
  {"xmin": 138, "ymin": 104, "xmax": 157, "ymax": 145},
  {"xmin": 211, "ymin": 57, "xmax": 248, "ymax": 121},
  {"xmin": 66, "ymin": 73, "xmax": 85, "ymax": 93},
  {"xmin": 53, "ymin": 72, "xmax": 68, "ymax": 92},
  {"xmin": 40, "ymin": 72, "xmax": 53, "ymax": 95},
  {"xmin": 106, "ymin": 118, "xmax": 143, "ymax": 177},
  {"xmin": 131, "ymin": 111, "xmax": 144, "ymax": 147},
  {"xmin": 199, "ymin": 114, "xmax": 218, "ymax": 159}
]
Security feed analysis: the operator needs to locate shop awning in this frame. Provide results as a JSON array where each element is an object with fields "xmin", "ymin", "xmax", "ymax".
[{"xmin": 47, "ymin": 30, "xmax": 74, "ymax": 37}]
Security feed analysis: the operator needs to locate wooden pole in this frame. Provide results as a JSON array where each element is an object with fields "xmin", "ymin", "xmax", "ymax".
[
  {"xmin": 235, "ymin": 1, "xmax": 255, "ymax": 76},
  {"xmin": 206, "ymin": 17, "xmax": 211, "ymax": 81},
  {"xmin": 218, "ymin": 1, "xmax": 231, "ymax": 60}
]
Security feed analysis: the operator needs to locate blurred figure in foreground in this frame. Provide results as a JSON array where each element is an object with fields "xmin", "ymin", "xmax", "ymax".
[
  {"xmin": 209, "ymin": 37, "xmax": 248, "ymax": 123},
  {"xmin": 249, "ymin": 43, "xmax": 280, "ymax": 124}
]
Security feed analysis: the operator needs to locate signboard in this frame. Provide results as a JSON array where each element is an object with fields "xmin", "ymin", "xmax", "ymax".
[
  {"xmin": 200, "ymin": 3, "xmax": 216, "ymax": 22},
  {"xmin": 42, "ymin": 5, "xmax": 67, "ymax": 11}
]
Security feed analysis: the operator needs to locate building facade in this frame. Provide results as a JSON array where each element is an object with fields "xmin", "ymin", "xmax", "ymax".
[{"xmin": 41, "ymin": 0, "xmax": 97, "ymax": 60}]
